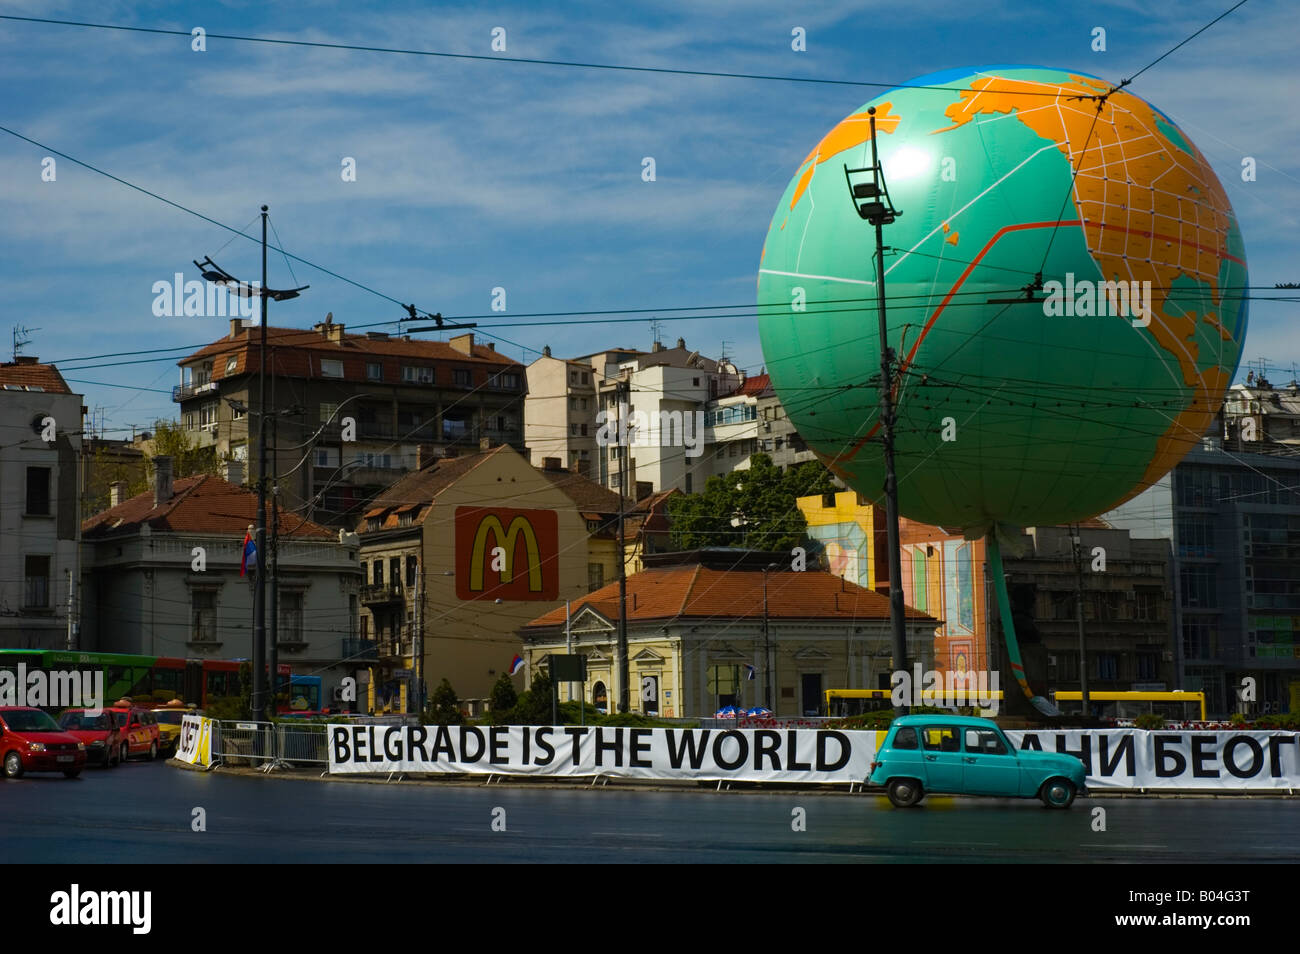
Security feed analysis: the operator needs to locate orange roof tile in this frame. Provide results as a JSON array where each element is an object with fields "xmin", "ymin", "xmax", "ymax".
[
  {"xmin": 82, "ymin": 475, "xmax": 334, "ymax": 539},
  {"xmin": 0, "ymin": 361, "xmax": 73, "ymax": 394},
  {"xmin": 524, "ymin": 564, "xmax": 933, "ymax": 628}
]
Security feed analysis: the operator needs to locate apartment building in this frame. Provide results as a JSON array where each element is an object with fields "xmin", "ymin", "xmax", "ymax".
[
  {"xmin": 0, "ymin": 358, "xmax": 85, "ymax": 648},
  {"xmin": 173, "ymin": 316, "xmax": 527, "ymax": 527}
]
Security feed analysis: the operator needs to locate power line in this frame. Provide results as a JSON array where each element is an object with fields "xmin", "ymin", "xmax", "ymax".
[{"xmin": 0, "ymin": 14, "xmax": 1109, "ymax": 97}]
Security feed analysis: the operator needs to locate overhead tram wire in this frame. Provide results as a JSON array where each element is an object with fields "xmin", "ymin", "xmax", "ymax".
[{"xmin": 0, "ymin": 14, "xmax": 1105, "ymax": 98}]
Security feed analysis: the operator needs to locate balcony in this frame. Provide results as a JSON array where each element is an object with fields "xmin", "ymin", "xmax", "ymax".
[
  {"xmin": 378, "ymin": 629, "xmax": 415, "ymax": 660},
  {"xmin": 360, "ymin": 583, "xmax": 404, "ymax": 605},
  {"xmin": 172, "ymin": 381, "xmax": 219, "ymax": 402},
  {"xmin": 342, "ymin": 638, "xmax": 379, "ymax": 661}
]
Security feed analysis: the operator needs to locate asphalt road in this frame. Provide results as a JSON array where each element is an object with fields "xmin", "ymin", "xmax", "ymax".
[{"xmin": 4, "ymin": 760, "xmax": 1297, "ymax": 863}]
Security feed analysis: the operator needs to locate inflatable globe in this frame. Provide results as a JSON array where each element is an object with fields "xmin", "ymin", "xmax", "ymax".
[{"xmin": 758, "ymin": 66, "xmax": 1248, "ymax": 533}]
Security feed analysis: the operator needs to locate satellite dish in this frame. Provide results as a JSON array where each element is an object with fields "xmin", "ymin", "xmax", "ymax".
[{"xmin": 685, "ymin": 350, "xmax": 700, "ymax": 367}]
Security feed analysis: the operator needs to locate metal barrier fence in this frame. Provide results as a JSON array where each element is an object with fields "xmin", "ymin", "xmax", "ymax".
[
  {"xmin": 697, "ymin": 716, "xmax": 835, "ymax": 730},
  {"xmin": 209, "ymin": 720, "xmax": 330, "ymax": 773}
]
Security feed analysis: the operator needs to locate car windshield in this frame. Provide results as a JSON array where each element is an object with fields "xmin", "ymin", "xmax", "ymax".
[
  {"xmin": 112, "ymin": 711, "xmax": 129, "ymax": 727},
  {"xmin": 153, "ymin": 711, "xmax": 185, "ymax": 725},
  {"xmin": 3, "ymin": 709, "xmax": 63, "ymax": 732},
  {"xmin": 59, "ymin": 712, "xmax": 111, "ymax": 730}
]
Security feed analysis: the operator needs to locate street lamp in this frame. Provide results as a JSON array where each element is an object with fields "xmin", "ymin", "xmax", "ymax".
[
  {"xmin": 193, "ymin": 206, "xmax": 308, "ymax": 722},
  {"xmin": 844, "ymin": 107, "xmax": 909, "ymax": 715}
]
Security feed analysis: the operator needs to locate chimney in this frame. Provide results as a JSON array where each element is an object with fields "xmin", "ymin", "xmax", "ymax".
[
  {"xmin": 109, "ymin": 481, "xmax": 129, "ymax": 507},
  {"xmin": 417, "ymin": 444, "xmax": 437, "ymax": 470},
  {"xmin": 676, "ymin": 337, "xmax": 686, "ymax": 349},
  {"xmin": 542, "ymin": 345, "xmax": 552, "ymax": 357},
  {"xmin": 651, "ymin": 341, "xmax": 664, "ymax": 353},
  {"xmin": 222, "ymin": 459, "xmax": 245, "ymax": 485},
  {"xmin": 314, "ymin": 312, "xmax": 344, "ymax": 343},
  {"xmin": 14, "ymin": 355, "xmax": 38, "ymax": 365},
  {"xmin": 479, "ymin": 436, "xmax": 493, "ymax": 451},
  {"xmin": 153, "ymin": 456, "xmax": 174, "ymax": 508},
  {"xmin": 543, "ymin": 457, "xmax": 562, "ymax": 471},
  {"xmin": 449, "ymin": 333, "xmax": 475, "ymax": 356},
  {"xmin": 230, "ymin": 318, "xmax": 246, "ymax": 338}
]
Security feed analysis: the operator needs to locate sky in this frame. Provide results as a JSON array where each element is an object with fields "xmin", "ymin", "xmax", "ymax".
[{"xmin": 1, "ymin": 0, "xmax": 1296, "ymax": 438}]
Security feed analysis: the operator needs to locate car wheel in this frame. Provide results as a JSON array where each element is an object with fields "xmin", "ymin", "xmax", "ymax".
[
  {"xmin": 148, "ymin": 741, "xmax": 158, "ymax": 761},
  {"xmin": 63, "ymin": 769, "xmax": 81, "ymax": 779},
  {"xmin": 887, "ymin": 778, "xmax": 924, "ymax": 808},
  {"xmin": 3, "ymin": 750, "xmax": 24, "ymax": 779},
  {"xmin": 120, "ymin": 742, "xmax": 130, "ymax": 764},
  {"xmin": 1040, "ymin": 778, "xmax": 1076, "ymax": 809}
]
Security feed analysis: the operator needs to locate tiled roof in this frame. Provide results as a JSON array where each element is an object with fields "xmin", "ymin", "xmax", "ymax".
[
  {"xmin": 524, "ymin": 564, "xmax": 933, "ymax": 628},
  {"xmin": 82, "ymin": 475, "xmax": 335, "ymax": 539},
  {"xmin": 177, "ymin": 324, "xmax": 522, "ymax": 389},
  {"xmin": 535, "ymin": 467, "xmax": 622, "ymax": 513},
  {"xmin": 0, "ymin": 361, "xmax": 73, "ymax": 394},
  {"xmin": 733, "ymin": 373, "xmax": 770, "ymax": 397},
  {"xmin": 355, "ymin": 449, "xmax": 503, "ymax": 532}
]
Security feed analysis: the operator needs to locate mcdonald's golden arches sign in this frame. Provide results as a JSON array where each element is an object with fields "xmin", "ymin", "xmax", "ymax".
[{"xmin": 455, "ymin": 507, "xmax": 560, "ymax": 601}]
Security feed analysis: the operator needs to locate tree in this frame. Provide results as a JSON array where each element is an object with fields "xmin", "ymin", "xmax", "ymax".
[
  {"xmin": 148, "ymin": 419, "xmax": 221, "ymax": 479},
  {"xmin": 489, "ymin": 672, "xmax": 518, "ymax": 715},
  {"xmin": 666, "ymin": 453, "xmax": 837, "ymax": 552},
  {"xmin": 424, "ymin": 678, "xmax": 464, "ymax": 725},
  {"xmin": 510, "ymin": 671, "xmax": 555, "ymax": 725}
]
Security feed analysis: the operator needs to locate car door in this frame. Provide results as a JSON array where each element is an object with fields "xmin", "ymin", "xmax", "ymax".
[
  {"xmin": 919, "ymin": 724, "xmax": 965, "ymax": 792},
  {"xmin": 961, "ymin": 727, "xmax": 1022, "ymax": 795}
]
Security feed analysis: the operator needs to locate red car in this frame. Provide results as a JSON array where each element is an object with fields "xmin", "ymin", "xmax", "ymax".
[
  {"xmin": 0, "ymin": 706, "xmax": 88, "ymax": 778},
  {"xmin": 107, "ymin": 706, "xmax": 162, "ymax": 761},
  {"xmin": 58, "ymin": 708, "xmax": 124, "ymax": 768}
]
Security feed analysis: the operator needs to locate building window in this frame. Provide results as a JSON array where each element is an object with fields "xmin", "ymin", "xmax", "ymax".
[
  {"xmin": 23, "ymin": 555, "xmax": 51, "ymax": 608},
  {"xmin": 232, "ymin": 404, "xmax": 246, "ymax": 420},
  {"xmin": 406, "ymin": 556, "xmax": 418, "ymax": 587},
  {"xmin": 1136, "ymin": 652, "xmax": 1159, "ymax": 681},
  {"xmin": 320, "ymin": 402, "xmax": 338, "ymax": 424},
  {"xmin": 390, "ymin": 557, "xmax": 401, "ymax": 590},
  {"xmin": 224, "ymin": 355, "xmax": 238, "ymax": 373},
  {"xmin": 315, "ymin": 447, "xmax": 340, "ymax": 468},
  {"xmin": 360, "ymin": 614, "xmax": 369, "ymax": 640},
  {"xmin": 1054, "ymin": 651, "xmax": 1079, "ymax": 681},
  {"xmin": 588, "ymin": 563, "xmax": 604, "ymax": 592},
  {"xmin": 199, "ymin": 403, "xmax": 218, "ymax": 428},
  {"xmin": 1134, "ymin": 589, "xmax": 1159, "ymax": 621},
  {"xmin": 1096, "ymin": 653, "xmax": 1119, "ymax": 681},
  {"xmin": 279, "ymin": 592, "xmax": 304, "ymax": 643},
  {"xmin": 231, "ymin": 443, "xmax": 248, "ymax": 461},
  {"xmin": 570, "ymin": 423, "xmax": 579, "ymax": 436},
  {"xmin": 454, "ymin": 369, "xmax": 472, "ymax": 388},
  {"xmin": 25, "ymin": 467, "xmax": 50, "ymax": 516},
  {"xmin": 495, "ymin": 372, "xmax": 520, "ymax": 390},
  {"xmin": 367, "ymin": 362, "xmax": 383, "ymax": 381},
  {"xmin": 581, "ymin": 372, "xmax": 590, "ymax": 384},
  {"xmin": 402, "ymin": 365, "xmax": 434, "ymax": 384},
  {"xmin": 320, "ymin": 358, "xmax": 344, "ymax": 378},
  {"xmin": 372, "ymin": 561, "xmax": 383, "ymax": 585},
  {"xmin": 191, "ymin": 589, "xmax": 216, "ymax": 641}
]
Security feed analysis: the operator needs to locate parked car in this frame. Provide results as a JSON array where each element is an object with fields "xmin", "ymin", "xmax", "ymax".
[
  {"xmin": 57, "ymin": 709, "xmax": 124, "ymax": 768},
  {"xmin": 106, "ymin": 706, "xmax": 162, "ymax": 762},
  {"xmin": 149, "ymin": 704, "xmax": 196, "ymax": 757},
  {"xmin": 0, "ymin": 706, "xmax": 88, "ymax": 778},
  {"xmin": 869, "ymin": 715, "xmax": 1088, "ymax": 809}
]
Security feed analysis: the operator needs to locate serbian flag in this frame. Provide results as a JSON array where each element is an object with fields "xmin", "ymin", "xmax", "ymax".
[
  {"xmin": 240, "ymin": 531, "xmax": 258, "ymax": 576},
  {"xmin": 744, "ymin": 664, "xmax": 756, "ymax": 681},
  {"xmin": 508, "ymin": 655, "xmax": 524, "ymax": 675}
]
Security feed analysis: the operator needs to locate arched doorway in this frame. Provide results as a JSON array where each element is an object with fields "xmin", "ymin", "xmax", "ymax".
[{"xmin": 592, "ymin": 681, "xmax": 608, "ymax": 714}]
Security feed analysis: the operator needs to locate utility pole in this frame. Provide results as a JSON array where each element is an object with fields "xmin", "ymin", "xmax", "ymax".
[
  {"xmin": 194, "ymin": 206, "xmax": 307, "ymax": 724},
  {"xmin": 269, "ymin": 419, "xmax": 280, "ymax": 718},
  {"xmin": 617, "ymin": 376, "xmax": 630, "ymax": 714},
  {"xmin": 762, "ymin": 567, "xmax": 772, "ymax": 710},
  {"xmin": 252, "ymin": 206, "xmax": 269, "ymax": 723},
  {"xmin": 845, "ymin": 107, "xmax": 908, "ymax": 714},
  {"xmin": 1072, "ymin": 525, "xmax": 1091, "ymax": 715}
]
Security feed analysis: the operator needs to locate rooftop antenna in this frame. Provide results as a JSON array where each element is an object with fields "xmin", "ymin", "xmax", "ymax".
[
  {"xmin": 649, "ymin": 319, "xmax": 663, "ymax": 348},
  {"xmin": 719, "ymin": 339, "xmax": 734, "ymax": 363},
  {"xmin": 12, "ymin": 325, "xmax": 38, "ymax": 360}
]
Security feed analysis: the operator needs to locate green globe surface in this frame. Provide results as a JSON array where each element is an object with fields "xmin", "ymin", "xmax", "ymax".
[{"xmin": 758, "ymin": 65, "xmax": 1248, "ymax": 533}]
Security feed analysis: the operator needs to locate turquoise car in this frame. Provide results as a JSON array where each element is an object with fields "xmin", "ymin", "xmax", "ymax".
[{"xmin": 869, "ymin": 715, "xmax": 1088, "ymax": 809}]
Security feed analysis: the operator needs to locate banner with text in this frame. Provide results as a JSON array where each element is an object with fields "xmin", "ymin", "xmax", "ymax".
[
  {"xmin": 1006, "ymin": 729, "xmax": 1300, "ymax": 790},
  {"xmin": 176, "ymin": 715, "xmax": 214, "ymax": 767},
  {"xmin": 327, "ymin": 724, "xmax": 873, "ymax": 783}
]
